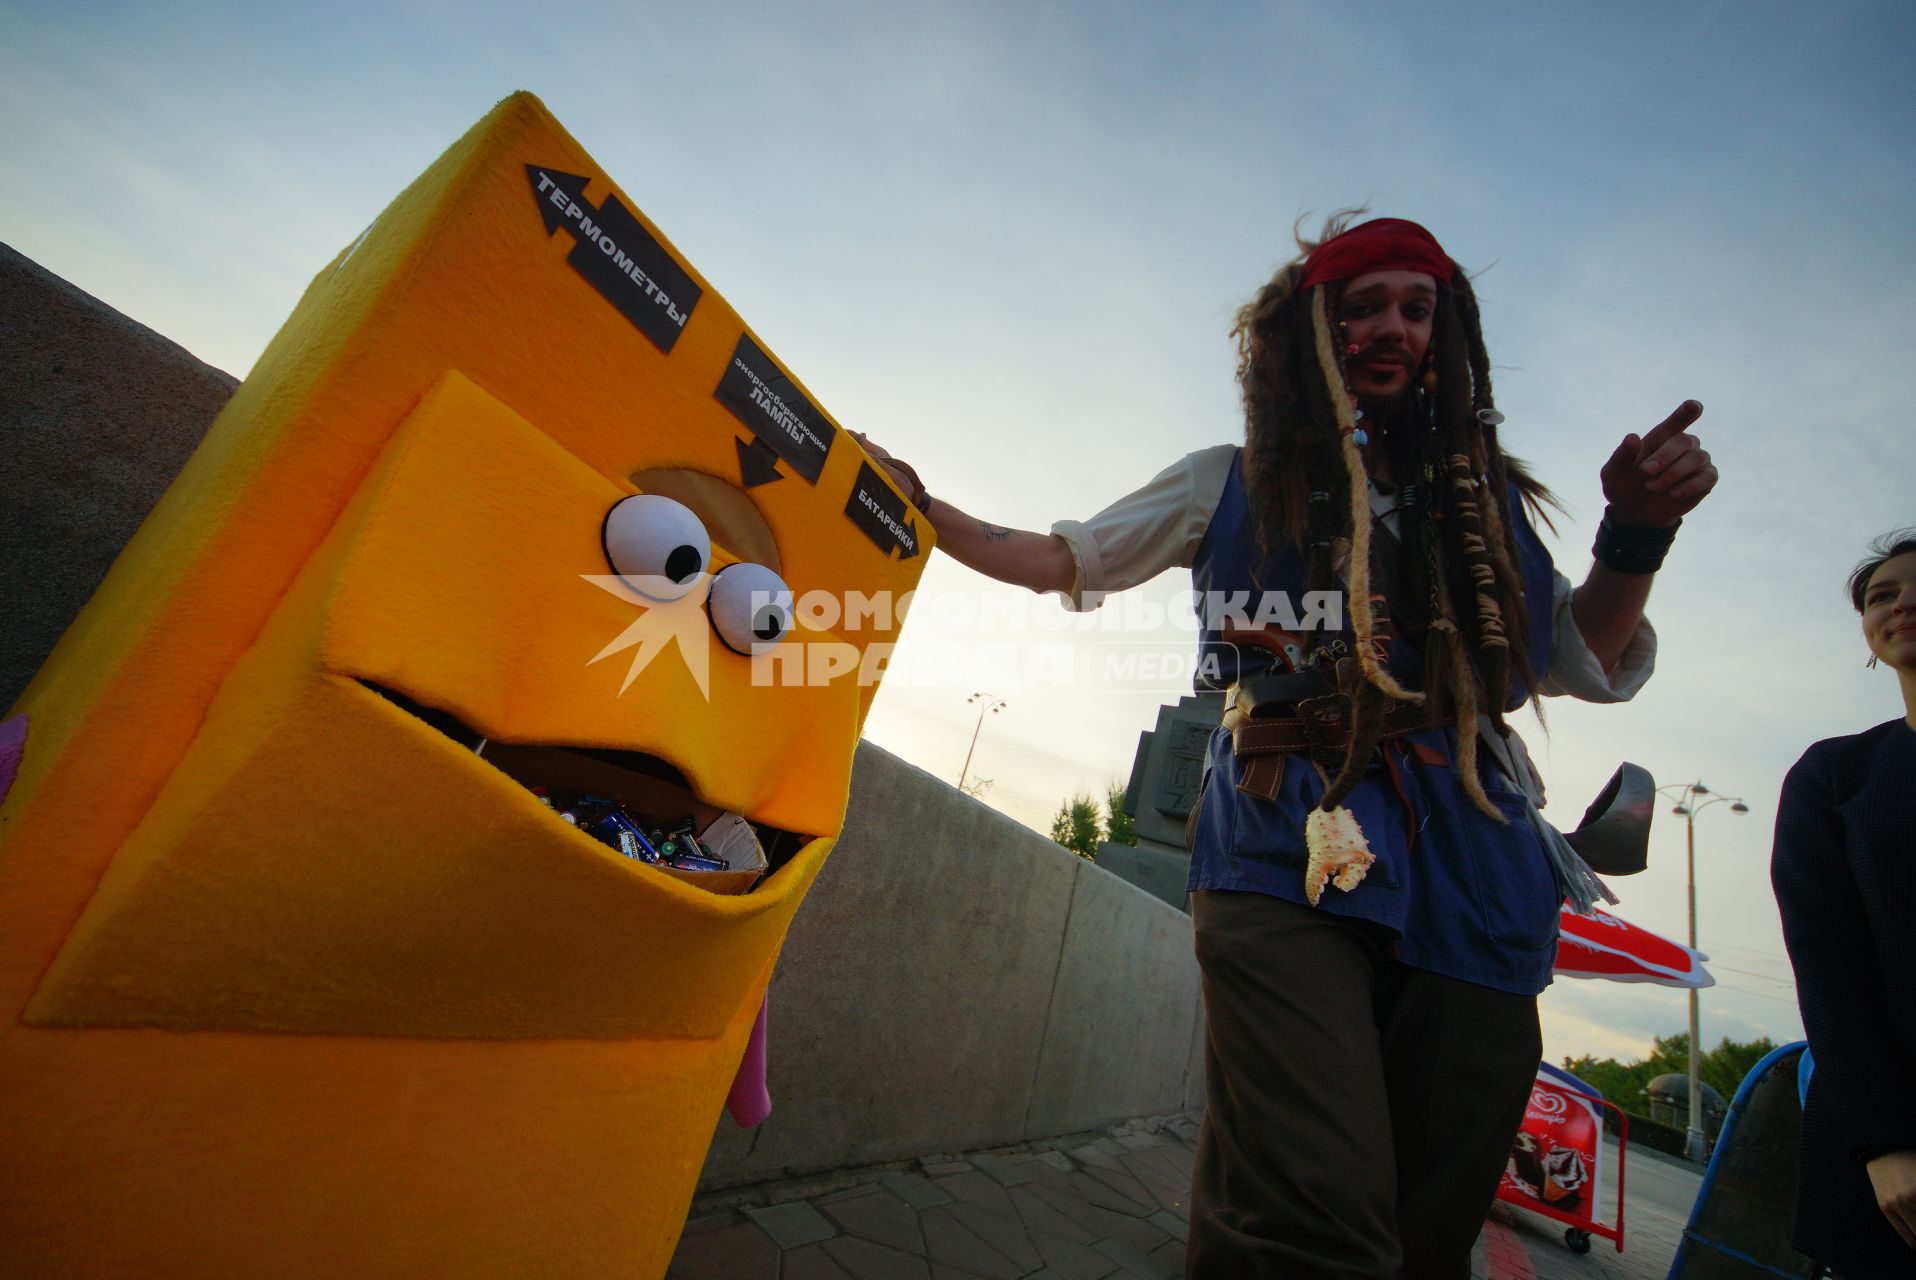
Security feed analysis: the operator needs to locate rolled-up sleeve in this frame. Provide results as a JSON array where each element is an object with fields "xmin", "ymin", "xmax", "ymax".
[
  {"xmin": 1049, "ymin": 445, "xmax": 1233, "ymax": 611},
  {"xmin": 1538, "ymin": 570, "xmax": 1657, "ymax": 701}
]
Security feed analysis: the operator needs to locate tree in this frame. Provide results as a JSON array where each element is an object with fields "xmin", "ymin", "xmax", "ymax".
[
  {"xmin": 1050, "ymin": 792, "xmax": 1102, "ymax": 860},
  {"xmin": 1103, "ymin": 782, "xmax": 1136, "ymax": 847},
  {"xmin": 959, "ymin": 776, "xmax": 994, "ymax": 799},
  {"xmin": 1563, "ymin": 1032, "xmax": 1779, "ymax": 1116}
]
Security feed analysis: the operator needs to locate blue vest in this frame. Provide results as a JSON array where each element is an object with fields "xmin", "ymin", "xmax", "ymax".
[{"xmin": 1188, "ymin": 449, "xmax": 1563, "ymax": 995}]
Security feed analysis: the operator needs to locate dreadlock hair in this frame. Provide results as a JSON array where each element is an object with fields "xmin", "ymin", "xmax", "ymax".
[{"xmin": 1230, "ymin": 211, "xmax": 1561, "ymax": 818}]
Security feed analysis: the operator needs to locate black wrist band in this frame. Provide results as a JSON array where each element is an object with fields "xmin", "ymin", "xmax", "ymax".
[
  {"xmin": 912, "ymin": 488, "xmax": 932, "ymax": 515},
  {"xmin": 1593, "ymin": 509, "xmax": 1680, "ymax": 575}
]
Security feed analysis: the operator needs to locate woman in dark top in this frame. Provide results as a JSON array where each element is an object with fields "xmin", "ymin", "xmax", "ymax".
[{"xmin": 1772, "ymin": 528, "xmax": 1916, "ymax": 1277}]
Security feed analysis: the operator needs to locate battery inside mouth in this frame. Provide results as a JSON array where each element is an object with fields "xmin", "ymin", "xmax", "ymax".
[{"xmin": 356, "ymin": 680, "xmax": 809, "ymax": 877}]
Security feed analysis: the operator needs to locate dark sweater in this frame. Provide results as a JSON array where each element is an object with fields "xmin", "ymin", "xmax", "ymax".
[{"xmin": 1771, "ymin": 718, "xmax": 1916, "ymax": 1276}]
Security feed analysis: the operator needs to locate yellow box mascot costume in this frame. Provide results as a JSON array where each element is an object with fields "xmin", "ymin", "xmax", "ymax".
[{"xmin": 0, "ymin": 91, "xmax": 930, "ymax": 1276}]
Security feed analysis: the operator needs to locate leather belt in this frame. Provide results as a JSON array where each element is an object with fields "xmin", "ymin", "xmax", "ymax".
[{"xmin": 1224, "ymin": 679, "xmax": 1450, "ymax": 802}]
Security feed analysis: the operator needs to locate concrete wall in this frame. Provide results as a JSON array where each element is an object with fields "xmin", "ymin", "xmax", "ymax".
[
  {"xmin": 1, "ymin": 243, "xmax": 239, "ymax": 711},
  {"xmin": 0, "ymin": 247, "xmax": 1206, "ymax": 1193},
  {"xmin": 698, "ymin": 744, "xmax": 1204, "ymax": 1190}
]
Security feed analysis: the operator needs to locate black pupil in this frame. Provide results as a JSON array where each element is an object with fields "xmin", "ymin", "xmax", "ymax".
[
  {"xmin": 753, "ymin": 608, "xmax": 785, "ymax": 640},
  {"xmin": 665, "ymin": 545, "xmax": 702, "ymax": 584}
]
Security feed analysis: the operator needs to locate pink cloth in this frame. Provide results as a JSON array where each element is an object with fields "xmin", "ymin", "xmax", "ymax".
[
  {"xmin": 724, "ymin": 993, "xmax": 771, "ymax": 1128},
  {"xmin": 0, "ymin": 714, "xmax": 25, "ymax": 808}
]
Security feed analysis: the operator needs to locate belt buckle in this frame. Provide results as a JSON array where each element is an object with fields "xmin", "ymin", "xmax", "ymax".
[{"xmin": 1296, "ymin": 691, "xmax": 1351, "ymax": 768}]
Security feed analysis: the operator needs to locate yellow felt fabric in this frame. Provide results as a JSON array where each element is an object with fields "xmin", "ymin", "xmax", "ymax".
[
  {"xmin": 3, "ymin": 983, "xmax": 767, "ymax": 1277},
  {"xmin": 27, "ymin": 373, "xmax": 840, "ymax": 1038},
  {"xmin": 0, "ymin": 91, "xmax": 927, "ymax": 1276}
]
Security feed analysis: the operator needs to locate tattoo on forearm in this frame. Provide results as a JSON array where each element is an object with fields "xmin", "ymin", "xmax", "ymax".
[{"xmin": 981, "ymin": 522, "xmax": 1014, "ymax": 542}]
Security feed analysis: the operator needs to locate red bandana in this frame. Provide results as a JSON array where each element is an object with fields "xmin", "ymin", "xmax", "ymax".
[{"xmin": 1301, "ymin": 218, "xmax": 1455, "ymax": 290}]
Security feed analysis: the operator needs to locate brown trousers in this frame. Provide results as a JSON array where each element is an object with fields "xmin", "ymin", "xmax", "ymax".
[{"xmin": 1187, "ymin": 891, "xmax": 1542, "ymax": 1280}]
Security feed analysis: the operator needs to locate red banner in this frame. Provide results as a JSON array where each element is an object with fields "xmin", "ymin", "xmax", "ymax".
[
  {"xmin": 1555, "ymin": 905, "xmax": 1713, "ymax": 988},
  {"xmin": 1500, "ymin": 1072, "xmax": 1604, "ymax": 1227}
]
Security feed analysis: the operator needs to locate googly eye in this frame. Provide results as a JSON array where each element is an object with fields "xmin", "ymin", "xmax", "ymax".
[
  {"xmin": 707, "ymin": 563, "xmax": 793, "ymax": 655},
  {"xmin": 603, "ymin": 495, "xmax": 710, "ymax": 601}
]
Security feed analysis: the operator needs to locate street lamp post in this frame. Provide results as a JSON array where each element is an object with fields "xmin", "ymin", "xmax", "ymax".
[
  {"xmin": 958, "ymin": 693, "xmax": 1005, "ymax": 793},
  {"xmin": 1659, "ymin": 779, "xmax": 1750, "ymax": 1161}
]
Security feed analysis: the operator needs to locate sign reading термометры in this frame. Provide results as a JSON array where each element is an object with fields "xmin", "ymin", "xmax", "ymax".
[{"xmin": 526, "ymin": 166, "xmax": 702, "ymax": 353}]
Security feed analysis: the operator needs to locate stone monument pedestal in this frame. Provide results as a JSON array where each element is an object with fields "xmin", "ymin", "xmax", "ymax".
[{"xmin": 1095, "ymin": 691, "xmax": 1222, "ymax": 912}]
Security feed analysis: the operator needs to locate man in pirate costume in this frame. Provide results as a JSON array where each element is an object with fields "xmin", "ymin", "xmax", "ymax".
[{"xmin": 864, "ymin": 214, "xmax": 1717, "ymax": 1278}]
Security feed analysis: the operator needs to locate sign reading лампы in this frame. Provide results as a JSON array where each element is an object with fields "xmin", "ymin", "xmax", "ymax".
[
  {"xmin": 526, "ymin": 166, "xmax": 702, "ymax": 353},
  {"xmin": 715, "ymin": 333, "xmax": 836, "ymax": 486}
]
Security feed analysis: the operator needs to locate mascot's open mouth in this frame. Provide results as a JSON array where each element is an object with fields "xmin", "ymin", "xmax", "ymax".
[{"xmin": 357, "ymin": 680, "xmax": 808, "ymax": 887}]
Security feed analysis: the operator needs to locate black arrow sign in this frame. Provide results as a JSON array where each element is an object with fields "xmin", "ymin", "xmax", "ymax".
[
  {"xmin": 845, "ymin": 461, "xmax": 921, "ymax": 560},
  {"xmin": 714, "ymin": 333, "xmax": 835, "ymax": 486},
  {"xmin": 525, "ymin": 165, "xmax": 702, "ymax": 353},
  {"xmin": 735, "ymin": 436, "xmax": 782, "ymax": 488}
]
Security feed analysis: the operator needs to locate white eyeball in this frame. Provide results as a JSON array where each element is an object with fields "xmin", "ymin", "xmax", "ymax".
[
  {"xmin": 603, "ymin": 495, "xmax": 710, "ymax": 601},
  {"xmin": 707, "ymin": 562, "xmax": 793, "ymax": 655}
]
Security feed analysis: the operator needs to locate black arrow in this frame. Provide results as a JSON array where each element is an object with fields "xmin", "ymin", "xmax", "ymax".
[
  {"xmin": 529, "ymin": 166, "xmax": 592, "ymax": 235},
  {"xmin": 525, "ymin": 164, "xmax": 703, "ymax": 353},
  {"xmin": 714, "ymin": 333, "xmax": 835, "ymax": 485},
  {"xmin": 735, "ymin": 436, "xmax": 783, "ymax": 488}
]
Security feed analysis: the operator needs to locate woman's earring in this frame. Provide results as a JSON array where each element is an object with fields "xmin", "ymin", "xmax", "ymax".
[{"xmin": 1867, "ymin": 654, "xmax": 1880, "ymax": 669}]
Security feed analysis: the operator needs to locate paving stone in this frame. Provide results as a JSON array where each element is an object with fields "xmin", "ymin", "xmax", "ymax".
[
  {"xmin": 1121, "ymin": 1166, "xmax": 1189, "ymax": 1216},
  {"xmin": 743, "ymin": 1199, "xmax": 836, "ymax": 1249},
  {"xmin": 1093, "ymin": 1235, "xmax": 1177, "ymax": 1279},
  {"xmin": 881, "ymin": 1171, "xmax": 956, "ymax": 1210},
  {"xmin": 1146, "ymin": 1210, "xmax": 1187, "ymax": 1244},
  {"xmin": 1028, "ymin": 1227, "xmax": 1124, "ymax": 1279},
  {"xmin": 1011, "ymin": 1155, "xmax": 1078, "ymax": 1189},
  {"xmin": 1115, "ymin": 1132, "xmax": 1168, "ymax": 1152},
  {"xmin": 664, "ymin": 1220, "xmax": 782, "ymax": 1279},
  {"xmin": 677, "ymin": 1208, "xmax": 740, "ymax": 1237},
  {"xmin": 782, "ymin": 1244, "xmax": 857, "ymax": 1280},
  {"xmin": 1063, "ymin": 1170, "xmax": 1154, "ymax": 1217},
  {"xmin": 918, "ymin": 1206, "xmax": 1026, "ymax": 1280},
  {"xmin": 929, "ymin": 1266, "xmax": 992, "ymax": 1280},
  {"xmin": 821, "ymin": 1190, "xmax": 926, "ymax": 1256},
  {"xmin": 970, "ymin": 1151, "xmax": 1035, "ymax": 1187},
  {"xmin": 1081, "ymin": 1163, "xmax": 1159, "ymax": 1213},
  {"xmin": 669, "ymin": 1117, "xmax": 1694, "ymax": 1280},
  {"xmin": 945, "ymin": 1200, "xmax": 1042, "ymax": 1272},
  {"xmin": 933, "ymin": 1169, "xmax": 1020, "ymax": 1221},
  {"xmin": 920, "ymin": 1158, "xmax": 972, "ymax": 1176},
  {"xmin": 1024, "ymin": 1185, "xmax": 1169, "ymax": 1255},
  {"xmin": 821, "ymin": 1235, "xmax": 934, "ymax": 1280},
  {"xmin": 1067, "ymin": 1138, "xmax": 1127, "ymax": 1169},
  {"xmin": 1009, "ymin": 1186, "xmax": 1099, "ymax": 1246},
  {"xmin": 1117, "ymin": 1143, "xmax": 1190, "ymax": 1188}
]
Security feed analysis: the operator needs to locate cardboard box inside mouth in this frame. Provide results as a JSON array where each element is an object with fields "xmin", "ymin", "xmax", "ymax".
[{"xmin": 480, "ymin": 741, "xmax": 794, "ymax": 896}]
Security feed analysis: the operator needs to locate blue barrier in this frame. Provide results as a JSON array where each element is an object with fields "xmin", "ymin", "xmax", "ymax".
[{"xmin": 1666, "ymin": 1041, "xmax": 1820, "ymax": 1280}]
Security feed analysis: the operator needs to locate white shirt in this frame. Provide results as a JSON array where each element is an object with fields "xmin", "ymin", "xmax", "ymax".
[{"xmin": 1048, "ymin": 445, "xmax": 1655, "ymax": 704}]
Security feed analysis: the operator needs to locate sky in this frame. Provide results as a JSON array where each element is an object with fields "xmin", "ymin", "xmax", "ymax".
[{"xmin": 4, "ymin": 0, "xmax": 1912, "ymax": 1069}]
